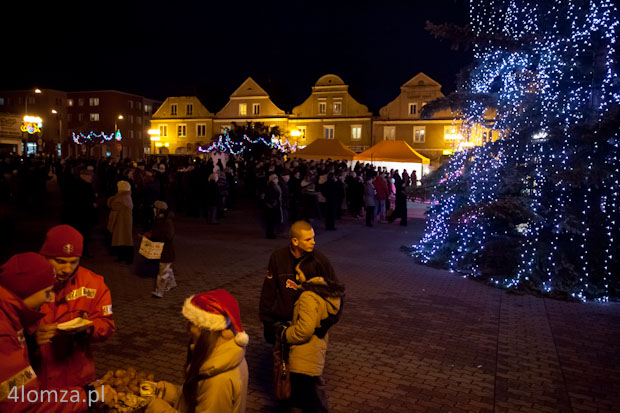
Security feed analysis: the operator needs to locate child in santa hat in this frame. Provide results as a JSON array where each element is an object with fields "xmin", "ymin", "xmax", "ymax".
[{"xmin": 146, "ymin": 289, "xmax": 248, "ymax": 413}]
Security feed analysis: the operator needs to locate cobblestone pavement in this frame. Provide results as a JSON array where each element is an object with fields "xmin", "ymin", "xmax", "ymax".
[{"xmin": 2, "ymin": 179, "xmax": 620, "ymax": 412}]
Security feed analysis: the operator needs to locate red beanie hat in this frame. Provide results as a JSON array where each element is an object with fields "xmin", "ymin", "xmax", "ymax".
[
  {"xmin": 182, "ymin": 289, "xmax": 249, "ymax": 347},
  {"xmin": 0, "ymin": 252, "xmax": 56, "ymax": 299},
  {"xmin": 39, "ymin": 225, "xmax": 83, "ymax": 258}
]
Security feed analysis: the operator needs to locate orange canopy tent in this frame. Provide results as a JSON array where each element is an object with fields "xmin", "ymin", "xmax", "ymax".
[
  {"xmin": 354, "ymin": 140, "xmax": 430, "ymax": 164},
  {"xmin": 354, "ymin": 140, "xmax": 431, "ymax": 179},
  {"xmin": 291, "ymin": 138, "xmax": 357, "ymax": 161}
]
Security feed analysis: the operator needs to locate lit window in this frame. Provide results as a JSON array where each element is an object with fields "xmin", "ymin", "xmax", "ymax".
[
  {"xmin": 239, "ymin": 103, "xmax": 247, "ymax": 116},
  {"xmin": 144, "ymin": 105, "xmax": 151, "ymax": 113},
  {"xmin": 408, "ymin": 103, "xmax": 417, "ymax": 115},
  {"xmin": 384, "ymin": 126, "xmax": 396, "ymax": 140},
  {"xmin": 413, "ymin": 126, "xmax": 425, "ymax": 143},
  {"xmin": 178, "ymin": 125, "xmax": 186, "ymax": 137},
  {"xmin": 253, "ymin": 103, "xmax": 260, "ymax": 115},
  {"xmin": 351, "ymin": 125, "xmax": 362, "ymax": 140},
  {"xmin": 187, "ymin": 104, "xmax": 193, "ymax": 116},
  {"xmin": 333, "ymin": 102, "xmax": 342, "ymax": 114},
  {"xmin": 171, "ymin": 104, "xmax": 177, "ymax": 116},
  {"xmin": 323, "ymin": 125, "xmax": 335, "ymax": 139},
  {"xmin": 67, "ymin": 99, "xmax": 74, "ymax": 107},
  {"xmin": 89, "ymin": 98, "xmax": 99, "ymax": 106},
  {"xmin": 0, "ymin": 98, "xmax": 4, "ymax": 105},
  {"xmin": 318, "ymin": 102, "xmax": 326, "ymax": 115},
  {"xmin": 90, "ymin": 113, "xmax": 100, "ymax": 121},
  {"xmin": 160, "ymin": 125, "xmax": 168, "ymax": 137},
  {"xmin": 197, "ymin": 124, "xmax": 206, "ymax": 137}
]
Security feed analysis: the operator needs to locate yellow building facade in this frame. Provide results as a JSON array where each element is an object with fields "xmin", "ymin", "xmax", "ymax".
[
  {"xmin": 214, "ymin": 77, "xmax": 288, "ymax": 136},
  {"xmin": 149, "ymin": 96, "xmax": 213, "ymax": 154},
  {"xmin": 375, "ymin": 72, "xmax": 496, "ymax": 165},
  {"xmin": 289, "ymin": 74, "xmax": 373, "ymax": 152}
]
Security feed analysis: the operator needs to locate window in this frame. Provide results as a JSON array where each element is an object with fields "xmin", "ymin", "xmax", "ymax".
[
  {"xmin": 78, "ymin": 113, "xmax": 84, "ymax": 121},
  {"xmin": 197, "ymin": 124, "xmax": 207, "ymax": 137},
  {"xmin": 178, "ymin": 124, "xmax": 186, "ymax": 137},
  {"xmin": 130, "ymin": 130, "xmax": 134, "ymax": 139},
  {"xmin": 239, "ymin": 103, "xmax": 247, "ymax": 116},
  {"xmin": 413, "ymin": 126, "xmax": 426, "ymax": 143},
  {"xmin": 318, "ymin": 102, "xmax": 326, "ymax": 114},
  {"xmin": 129, "ymin": 101, "xmax": 134, "ymax": 109},
  {"xmin": 171, "ymin": 104, "xmax": 177, "ymax": 116},
  {"xmin": 67, "ymin": 114, "xmax": 72, "ymax": 122},
  {"xmin": 129, "ymin": 115, "xmax": 134, "ymax": 124},
  {"xmin": 160, "ymin": 125, "xmax": 168, "ymax": 137},
  {"xmin": 67, "ymin": 99, "xmax": 74, "ymax": 107},
  {"xmin": 90, "ymin": 113, "xmax": 100, "ymax": 121},
  {"xmin": 444, "ymin": 125, "xmax": 462, "ymax": 141},
  {"xmin": 253, "ymin": 103, "xmax": 260, "ymax": 115},
  {"xmin": 333, "ymin": 102, "xmax": 342, "ymax": 114},
  {"xmin": 323, "ymin": 125, "xmax": 335, "ymax": 139},
  {"xmin": 187, "ymin": 104, "xmax": 193, "ymax": 116},
  {"xmin": 137, "ymin": 102, "xmax": 142, "ymax": 110},
  {"xmin": 78, "ymin": 99, "xmax": 85, "ymax": 107},
  {"xmin": 89, "ymin": 98, "xmax": 99, "ymax": 106},
  {"xmin": 137, "ymin": 116, "xmax": 142, "ymax": 125},
  {"xmin": 384, "ymin": 126, "xmax": 396, "ymax": 140},
  {"xmin": 408, "ymin": 103, "xmax": 417, "ymax": 115},
  {"xmin": 27, "ymin": 96, "xmax": 36, "ymax": 105},
  {"xmin": 351, "ymin": 125, "xmax": 362, "ymax": 140},
  {"xmin": 144, "ymin": 104, "xmax": 151, "ymax": 114},
  {"xmin": 138, "ymin": 131, "xmax": 142, "ymax": 139},
  {"xmin": 0, "ymin": 98, "xmax": 4, "ymax": 105},
  {"xmin": 298, "ymin": 126, "xmax": 307, "ymax": 140}
]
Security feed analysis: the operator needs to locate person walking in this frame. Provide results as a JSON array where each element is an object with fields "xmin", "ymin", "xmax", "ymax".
[
  {"xmin": 107, "ymin": 180, "xmax": 134, "ymax": 264},
  {"xmin": 387, "ymin": 173, "xmax": 408, "ymax": 226},
  {"xmin": 264, "ymin": 173, "xmax": 283, "ymax": 239},
  {"xmin": 149, "ymin": 201, "xmax": 177, "ymax": 298},
  {"xmin": 363, "ymin": 175, "xmax": 376, "ymax": 227},
  {"xmin": 145, "ymin": 289, "xmax": 248, "ymax": 413}
]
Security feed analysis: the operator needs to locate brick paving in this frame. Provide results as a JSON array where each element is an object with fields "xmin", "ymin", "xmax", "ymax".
[{"xmin": 2, "ymin": 178, "xmax": 620, "ymax": 412}]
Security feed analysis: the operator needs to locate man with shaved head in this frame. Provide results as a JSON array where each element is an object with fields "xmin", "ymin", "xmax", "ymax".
[{"xmin": 259, "ymin": 220, "xmax": 341, "ymax": 345}]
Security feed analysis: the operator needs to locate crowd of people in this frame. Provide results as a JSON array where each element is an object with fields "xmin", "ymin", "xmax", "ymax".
[{"xmin": 0, "ymin": 149, "xmax": 424, "ymax": 411}]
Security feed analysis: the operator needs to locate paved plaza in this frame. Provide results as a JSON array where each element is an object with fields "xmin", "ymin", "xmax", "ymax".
[{"xmin": 2, "ymin": 179, "xmax": 620, "ymax": 412}]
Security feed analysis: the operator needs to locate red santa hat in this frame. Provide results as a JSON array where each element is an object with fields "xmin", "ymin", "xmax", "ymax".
[
  {"xmin": 0, "ymin": 252, "xmax": 56, "ymax": 299},
  {"xmin": 39, "ymin": 225, "xmax": 83, "ymax": 258},
  {"xmin": 182, "ymin": 289, "xmax": 249, "ymax": 347}
]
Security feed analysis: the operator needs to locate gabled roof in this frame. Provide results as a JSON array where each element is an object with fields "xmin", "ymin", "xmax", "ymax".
[
  {"xmin": 401, "ymin": 72, "xmax": 442, "ymax": 90},
  {"xmin": 354, "ymin": 140, "xmax": 430, "ymax": 164},
  {"xmin": 293, "ymin": 139, "xmax": 357, "ymax": 160},
  {"xmin": 230, "ymin": 77, "xmax": 269, "ymax": 98}
]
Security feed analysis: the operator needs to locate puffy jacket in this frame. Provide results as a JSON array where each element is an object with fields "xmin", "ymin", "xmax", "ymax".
[
  {"xmin": 0, "ymin": 285, "xmax": 89, "ymax": 412},
  {"xmin": 285, "ymin": 277, "xmax": 342, "ymax": 377},
  {"xmin": 145, "ymin": 337, "xmax": 248, "ymax": 413},
  {"xmin": 36, "ymin": 267, "xmax": 115, "ymax": 389}
]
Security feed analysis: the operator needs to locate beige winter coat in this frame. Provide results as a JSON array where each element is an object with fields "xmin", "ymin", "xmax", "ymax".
[
  {"xmin": 145, "ymin": 337, "xmax": 249, "ymax": 413},
  {"xmin": 285, "ymin": 277, "xmax": 341, "ymax": 377},
  {"xmin": 107, "ymin": 191, "xmax": 133, "ymax": 246}
]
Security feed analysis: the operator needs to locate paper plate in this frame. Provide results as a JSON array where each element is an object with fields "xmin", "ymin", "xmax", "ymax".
[{"xmin": 57, "ymin": 317, "xmax": 93, "ymax": 332}]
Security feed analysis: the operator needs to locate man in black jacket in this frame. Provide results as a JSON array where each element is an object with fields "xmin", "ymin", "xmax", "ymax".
[{"xmin": 259, "ymin": 220, "xmax": 341, "ymax": 344}]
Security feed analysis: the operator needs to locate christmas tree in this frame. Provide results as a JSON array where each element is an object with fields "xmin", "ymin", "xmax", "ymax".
[{"xmin": 414, "ymin": 0, "xmax": 620, "ymax": 302}]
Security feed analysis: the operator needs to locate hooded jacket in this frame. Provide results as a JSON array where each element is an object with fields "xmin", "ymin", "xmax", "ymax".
[
  {"xmin": 145, "ymin": 336, "xmax": 248, "ymax": 413},
  {"xmin": 285, "ymin": 277, "xmax": 343, "ymax": 377},
  {"xmin": 0, "ymin": 285, "xmax": 90, "ymax": 412},
  {"xmin": 107, "ymin": 190, "xmax": 134, "ymax": 246}
]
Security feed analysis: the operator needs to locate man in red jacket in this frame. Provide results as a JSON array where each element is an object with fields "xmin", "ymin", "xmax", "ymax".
[
  {"xmin": 33, "ymin": 225, "xmax": 116, "ymax": 389},
  {"xmin": 0, "ymin": 252, "xmax": 115, "ymax": 412}
]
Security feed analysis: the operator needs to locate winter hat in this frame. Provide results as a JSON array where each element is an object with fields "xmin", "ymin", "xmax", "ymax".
[
  {"xmin": 154, "ymin": 200, "xmax": 168, "ymax": 210},
  {"xmin": 0, "ymin": 252, "xmax": 56, "ymax": 299},
  {"xmin": 117, "ymin": 180, "xmax": 131, "ymax": 192},
  {"xmin": 39, "ymin": 225, "xmax": 83, "ymax": 258},
  {"xmin": 182, "ymin": 289, "xmax": 249, "ymax": 347}
]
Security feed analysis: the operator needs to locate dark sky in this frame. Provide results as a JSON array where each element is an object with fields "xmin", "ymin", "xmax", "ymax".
[{"xmin": 3, "ymin": 0, "xmax": 471, "ymax": 113}]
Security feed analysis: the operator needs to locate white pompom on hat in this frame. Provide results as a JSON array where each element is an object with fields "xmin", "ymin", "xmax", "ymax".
[{"xmin": 182, "ymin": 289, "xmax": 249, "ymax": 347}]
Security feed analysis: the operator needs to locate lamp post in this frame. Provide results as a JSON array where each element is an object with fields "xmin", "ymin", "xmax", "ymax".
[
  {"xmin": 51, "ymin": 109, "xmax": 62, "ymax": 157},
  {"xmin": 114, "ymin": 115, "xmax": 124, "ymax": 159}
]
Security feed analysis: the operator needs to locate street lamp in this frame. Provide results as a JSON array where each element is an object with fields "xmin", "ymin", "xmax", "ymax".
[
  {"xmin": 51, "ymin": 109, "xmax": 62, "ymax": 156},
  {"xmin": 114, "ymin": 115, "xmax": 124, "ymax": 158}
]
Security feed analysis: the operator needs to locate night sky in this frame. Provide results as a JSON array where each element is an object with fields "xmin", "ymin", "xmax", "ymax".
[{"xmin": 4, "ymin": 0, "xmax": 471, "ymax": 113}]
